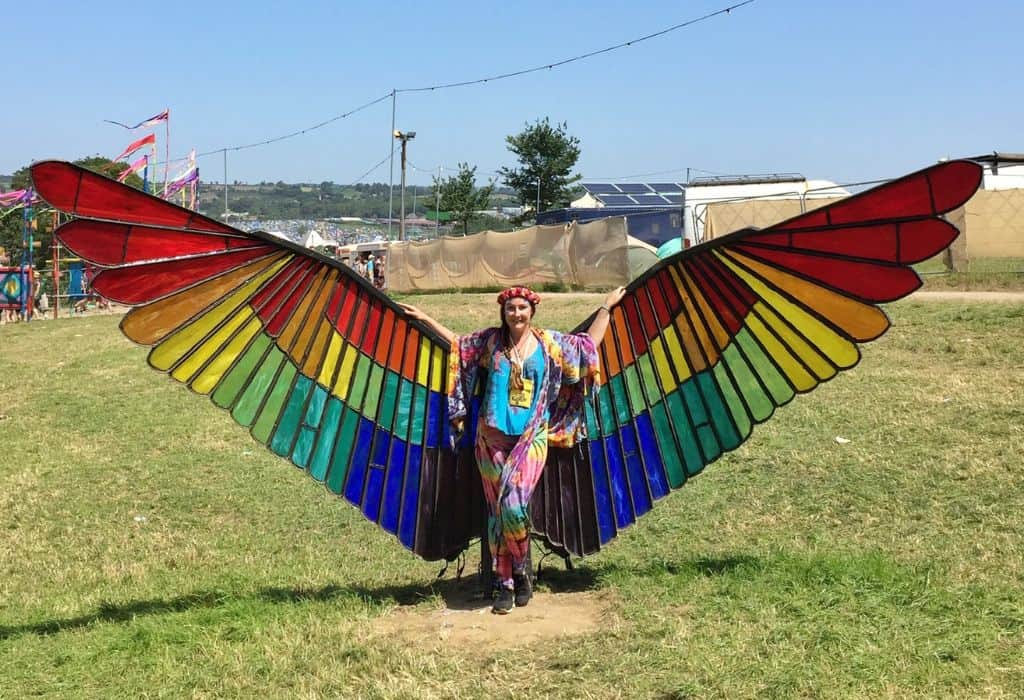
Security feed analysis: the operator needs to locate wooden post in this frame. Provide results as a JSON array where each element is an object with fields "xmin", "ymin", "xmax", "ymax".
[{"xmin": 52, "ymin": 213, "xmax": 60, "ymax": 319}]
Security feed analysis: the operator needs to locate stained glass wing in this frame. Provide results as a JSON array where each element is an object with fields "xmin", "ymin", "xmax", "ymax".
[
  {"xmin": 531, "ymin": 160, "xmax": 983, "ymax": 557},
  {"xmin": 31, "ymin": 160, "xmax": 476, "ymax": 561}
]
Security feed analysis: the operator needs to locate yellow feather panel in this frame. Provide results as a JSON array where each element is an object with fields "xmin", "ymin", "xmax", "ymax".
[
  {"xmin": 723, "ymin": 249, "xmax": 888, "ymax": 342},
  {"xmin": 660, "ymin": 322, "xmax": 694, "ymax": 381},
  {"xmin": 648, "ymin": 336, "xmax": 678, "ymax": 393},
  {"xmin": 123, "ymin": 253, "xmax": 289, "ymax": 345},
  {"xmin": 333, "ymin": 343, "xmax": 358, "ymax": 400},
  {"xmin": 416, "ymin": 337, "xmax": 431, "ymax": 387},
  {"xmin": 189, "ymin": 315, "xmax": 263, "ymax": 395},
  {"xmin": 756, "ymin": 303, "xmax": 837, "ymax": 381},
  {"xmin": 170, "ymin": 306, "xmax": 255, "ymax": 384},
  {"xmin": 718, "ymin": 252, "xmax": 859, "ymax": 370},
  {"xmin": 430, "ymin": 346, "xmax": 445, "ymax": 392},
  {"xmin": 743, "ymin": 312, "xmax": 818, "ymax": 391},
  {"xmin": 318, "ymin": 331, "xmax": 344, "ymax": 388},
  {"xmin": 149, "ymin": 259, "xmax": 288, "ymax": 371}
]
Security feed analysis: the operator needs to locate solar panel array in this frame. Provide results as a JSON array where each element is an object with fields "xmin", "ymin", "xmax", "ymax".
[{"xmin": 580, "ymin": 182, "xmax": 685, "ymax": 207}]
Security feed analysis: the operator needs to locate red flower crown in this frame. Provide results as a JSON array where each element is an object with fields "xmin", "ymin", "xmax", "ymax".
[{"xmin": 497, "ymin": 286, "xmax": 541, "ymax": 307}]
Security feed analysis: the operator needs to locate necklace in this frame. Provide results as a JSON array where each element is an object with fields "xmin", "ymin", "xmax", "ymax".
[
  {"xmin": 504, "ymin": 329, "xmax": 532, "ymax": 389},
  {"xmin": 512, "ymin": 331, "xmax": 531, "ymax": 358}
]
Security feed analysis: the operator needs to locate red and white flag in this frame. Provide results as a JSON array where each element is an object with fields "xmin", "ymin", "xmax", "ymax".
[{"xmin": 113, "ymin": 133, "xmax": 156, "ymax": 163}]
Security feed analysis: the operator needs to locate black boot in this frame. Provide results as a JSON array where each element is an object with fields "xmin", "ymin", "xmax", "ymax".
[
  {"xmin": 492, "ymin": 586, "xmax": 514, "ymax": 615},
  {"xmin": 513, "ymin": 571, "xmax": 533, "ymax": 608}
]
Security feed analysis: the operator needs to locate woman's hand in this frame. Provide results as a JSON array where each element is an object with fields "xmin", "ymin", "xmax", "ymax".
[
  {"xmin": 603, "ymin": 286, "xmax": 627, "ymax": 310},
  {"xmin": 587, "ymin": 286, "xmax": 627, "ymax": 343},
  {"xmin": 397, "ymin": 302, "xmax": 426, "ymax": 321},
  {"xmin": 398, "ymin": 302, "xmax": 456, "ymax": 344}
]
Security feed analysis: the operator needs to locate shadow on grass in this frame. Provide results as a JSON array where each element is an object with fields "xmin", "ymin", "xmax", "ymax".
[
  {"xmin": 597, "ymin": 554, "xmax": 762, "ymax": 580},
  {"xmin": 0, "ymin": 555, "xmax": 760, "ymax": 639},
  {"xmin": 0, "ymin": 562, "xmax": 603, "ymax": 639}
]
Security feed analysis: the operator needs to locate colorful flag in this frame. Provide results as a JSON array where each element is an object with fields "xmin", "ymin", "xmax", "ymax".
[
  {"xmin": 163, "ymin": 149, "xmax": 196, "ymax": 194},
  {"xmin": 163, "ymin": 168, "xmax": 199, "ymax": 198},
  {"xmin": 105, "ymin": 108, "xmax": 170, "ymax": 130},
  {"xmin": 113, "ymin": 133, "xmax": 157, "ymax": 163},
  {"xmin": 117, "ymin": 155, "xmax": 150, "ymax": 183},
  {"xmin": 0, "ymin": 189, "xmax": 33, "ymax": 206}
]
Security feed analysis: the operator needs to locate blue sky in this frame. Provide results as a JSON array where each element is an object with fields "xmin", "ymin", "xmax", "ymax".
[{"xmin": 5, "ymin": 1, "xmax": 1020, "ymax": 189}]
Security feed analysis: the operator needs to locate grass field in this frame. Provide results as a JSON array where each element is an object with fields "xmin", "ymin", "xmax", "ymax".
[
  {"xmin": 918, "ymin": 257, "xmax": 1024, "ymax": 291},
  {"xmin": 1, "ymin": 295, "xmax": 1022, "ymax": 698}
]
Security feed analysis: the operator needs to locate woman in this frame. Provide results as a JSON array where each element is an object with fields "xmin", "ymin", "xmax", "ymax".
[{"xmin": 400, "ymin": 285, "xmax": 626, "ymax": 614}]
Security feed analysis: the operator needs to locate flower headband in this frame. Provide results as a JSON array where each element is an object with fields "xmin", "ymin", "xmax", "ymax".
[{"xmin": 496, "ymin": 286, "xmax": 541, "ymax": 307}]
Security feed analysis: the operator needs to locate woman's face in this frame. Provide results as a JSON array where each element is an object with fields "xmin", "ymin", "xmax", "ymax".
[{"xmin": 503, "ymin": 297, "xmax": 534, "ymax": 332}]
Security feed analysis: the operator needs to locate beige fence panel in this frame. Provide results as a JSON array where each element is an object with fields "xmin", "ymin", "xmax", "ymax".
[
  {"xmin": 701, "ymin": 188, "xmax": 1024, "ymax": 274},
  {"xmin": 387, "ymin": 217, "xmax": 630, "ymax": 292},
  {"xmin": 963, "ymin": 189, "xmax": 1024, "ymax": 261},
  {"xmin": 941, "ymin": 205, "xmax": 970, "ymax": 271},
  {"xmin": 388, "ymin": 188, "xmax": 1024, "ymax": 290},
  {"xmin": 570, "ymin": 216, "xmax": 631, "ymax": 288},
  {"xmin": 703, "ymin": 197, "xmax": 846, "ymax": 240}
]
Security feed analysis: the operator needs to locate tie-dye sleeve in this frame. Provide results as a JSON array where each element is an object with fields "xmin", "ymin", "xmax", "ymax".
[
  {"xmin": 550, "ymin": 330, "xmax": 600, "ymax": 386},
  {"xmin": 447, "ymin": 327, "xmax": 497, "ymax": 429},
  {"xmin": 546, "ymin": 330, "xmax": 600, "ymax": 447}
]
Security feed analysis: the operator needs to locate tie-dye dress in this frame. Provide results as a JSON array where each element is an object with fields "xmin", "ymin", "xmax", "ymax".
[{"xmin": 447, "ymin": 327, "xmax": 600, "ymax": 588}]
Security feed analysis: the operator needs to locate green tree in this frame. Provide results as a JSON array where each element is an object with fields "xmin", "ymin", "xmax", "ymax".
[
  {"xmin": 0, "ymin": 208, "xmax": 24, "ymax": 266},
  {"xmin": 498, "ymin": 118, "xmax": 581, "ymax": 220},
  {"xmin": 432, "ymin": 162, "xmax": 495, "ymax": 236}
]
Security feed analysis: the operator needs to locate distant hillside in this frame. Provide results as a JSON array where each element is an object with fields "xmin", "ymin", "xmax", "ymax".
[
  {"xmin": 0, "ymin": 174, "xmax": 13, "ymax": 190},
  {"xmin": 195, "ymin": 180, "xmax": 520, "ymax": 220}
]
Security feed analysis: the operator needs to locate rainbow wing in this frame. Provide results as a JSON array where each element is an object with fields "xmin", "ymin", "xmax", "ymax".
[
  {"xmin": 31, "ymin": 161, "xmax": 483, "ymax": 561},
  {"xmin": 528, "ymin": 159, "xmax": 983, "ymax": 557},
  {"xmin": 31, "ymin": 159, "xmax": 984, "ymax": 564}
]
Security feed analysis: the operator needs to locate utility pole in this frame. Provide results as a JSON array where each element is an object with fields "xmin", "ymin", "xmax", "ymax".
[
  {"xmin": 435, "ymin": 165, "xmax": 442, "ymax": 239},
  {"xmin": 535, "ymin": 177, "xmax": 541, "ymax": 224},
  {"xmin": 387, "ymin": 90, "xmax": 397, "ymax": 239},
  {"xmin": 394, "ymin": 130, "xmax": 415, "ymax": 241},
  {"xmin": 223, "ymin": 149, "xmax": 228, "ymax": 219}
]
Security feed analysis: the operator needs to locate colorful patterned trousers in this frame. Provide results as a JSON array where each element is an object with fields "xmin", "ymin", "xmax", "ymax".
[{"xmin": 475, "ymin": 422, "xmax": 549, "ymax": 589}]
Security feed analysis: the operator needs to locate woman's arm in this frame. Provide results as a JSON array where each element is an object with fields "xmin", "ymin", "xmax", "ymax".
[
  {"xmin": 397, "ymin": 302, "xmax": 457, "ymax": 345},
  {"xmin": 586, "ymin": 286, "xmax": 627, "ymax": 342}
]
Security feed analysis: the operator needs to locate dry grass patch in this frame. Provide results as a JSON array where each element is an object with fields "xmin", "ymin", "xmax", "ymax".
[
  {"xmin": 369, "ymin": 579, "xmax": 614, "ymax": 653},
  {"xmin": 1, "ymin": 298, "xmax": 1022, "ymax": 698}
]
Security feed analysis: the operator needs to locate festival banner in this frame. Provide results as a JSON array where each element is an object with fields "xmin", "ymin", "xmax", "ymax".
[
  {"xmin": 113, "ymin": 133, "xmax": 157, "ymax": 163},
  {"xmin": 105, "ymin": 108, "xmax": 170, "ymax": 130},
  {"xmin": 163, "ymin": 168, "xmax": 199, "ymax": 198},
  {"xmin": 0, "ymin": 189, "xmax": 32, "ymax": 206},
  {"xmin": 117, "ymin": 155, "xmax": 150, "ymax": 183}
]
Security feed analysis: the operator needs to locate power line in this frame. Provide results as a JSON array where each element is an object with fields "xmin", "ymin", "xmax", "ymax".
[
  {"xmin": 154, "ymin": 2, "xmax": 754, "ymax": 166},
  {"xmin": 195, "ymin": 92, "xmax": 394, "ymax": 158},
  {"xmin": 346, "ymin": 147, "xmax": 398, "ymax": 186},
  {"xmin": 397, "ymin": 1, "xmax": 755, "ymax": 93},
  {"xmin": 408, "ymin": 160, "xmax": 731, "ymax": 184},
  {"xmin": 584, "ymin": 166, "xmax": 727, "ymax": 180}
]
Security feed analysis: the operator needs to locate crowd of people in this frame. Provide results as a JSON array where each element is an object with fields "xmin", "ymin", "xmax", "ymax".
[{"xmin": 350, "ymin": 253, "xmax": 386, "ymax": 289}]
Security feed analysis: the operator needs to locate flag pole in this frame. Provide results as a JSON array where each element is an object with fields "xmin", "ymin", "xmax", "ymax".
[{"xmin": 163, "ymin": 108, "xmax": 171, "ymax": 193}]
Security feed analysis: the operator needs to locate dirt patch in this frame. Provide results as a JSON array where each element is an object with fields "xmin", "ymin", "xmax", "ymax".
[
  {"xmin": 372, "ymin": 577, "xmax": 613, "ymax": 650},
  {"xmin": 912, "ymin": 291, "xmax": 1024, "ymax": 302}
]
